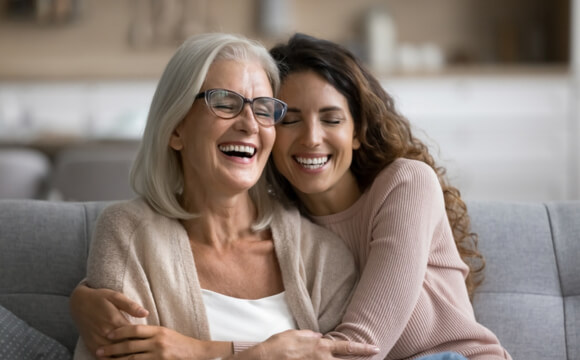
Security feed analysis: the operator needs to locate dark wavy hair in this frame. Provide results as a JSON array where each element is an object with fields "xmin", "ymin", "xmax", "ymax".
[{"xmin": 268, "ymin": 33, "xmax": 484, "ymax": 299}]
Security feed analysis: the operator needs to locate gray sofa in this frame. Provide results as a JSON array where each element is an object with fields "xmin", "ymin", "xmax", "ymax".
[{"xmin": 0, "ymin": 200, "xmax": 578, "ymax": 359}]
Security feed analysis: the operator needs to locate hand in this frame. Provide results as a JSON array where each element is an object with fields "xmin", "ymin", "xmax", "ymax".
[
  {"xmin": 69, "ymin": 284, "xmax": 149, "ymax": 353},
  {"xmin": 236, "ymin": 329, "xmax": 380, "ymax": 360},
  {"xmin": 96, "ymin": 324, "xmax": 230, "ymax": 360}
]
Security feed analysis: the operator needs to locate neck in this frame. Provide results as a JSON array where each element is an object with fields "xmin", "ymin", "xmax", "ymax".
[
  {"xmin": 180, "ymin": 191, "xmax": 258, "ymax": 247},
  {"xmin": 297, "ymin": 173, "xmax": 362, "ymax": 216}
]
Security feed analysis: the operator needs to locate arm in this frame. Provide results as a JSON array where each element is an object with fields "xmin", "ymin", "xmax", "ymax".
[
  {"xmin": 73, "ymin": 202, "xmax": 234, "ymax": 359},
  {"xmin": 69, "ymin": 283, "xmax": 148, "ymax": 353},
  {"xmin": 97, "ymin": 327, "xmax": 379, "ymax": 360},
  {"xmin": 73, "ymin": 204, "xmax": 143, "ymax": 358},
  {"xmin": 324, "ymin": 163, "xmax": 444, "ymax": 358},
  {"xmin": 71, "ymin": 284, "xmax": 233, "ymax": 359},
  {"xmin": 226, "ymin": 330, "xmax": 379, "ymax": 360},
  {"xmin": 73, "ymin": 284, "xmax": 378, "ymax": 359}
]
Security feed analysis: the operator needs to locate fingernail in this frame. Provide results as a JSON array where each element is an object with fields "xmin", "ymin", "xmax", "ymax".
[{"xmin": 96, "ymin": 348, "xmax": 104, "ymax": 356}]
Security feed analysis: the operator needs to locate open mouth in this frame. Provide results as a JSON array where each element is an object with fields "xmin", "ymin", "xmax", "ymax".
[
  {"xmin": 294, "ymin": 156, "xmax": 329, "ymax": 169},
  {"xmin": 218, "ymin": 144, "xmax": 256, "ymax": 158}
]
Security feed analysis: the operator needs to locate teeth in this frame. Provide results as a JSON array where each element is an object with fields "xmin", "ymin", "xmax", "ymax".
[
  {"xmin": 295, "ymin": 156, "xmax": 328, "ymax": 169},
  {"xmin": 218, "ymin": 145, "xmax": 256, "ymax": 156}
]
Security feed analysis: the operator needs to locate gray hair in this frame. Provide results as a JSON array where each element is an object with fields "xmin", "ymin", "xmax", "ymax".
[{"xmin": 130, "ymin": 33, "xmax": 280, "ymax": 230}]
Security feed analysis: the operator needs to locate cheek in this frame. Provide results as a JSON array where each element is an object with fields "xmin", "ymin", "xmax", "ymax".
[
  {"xmin": 261, "ymin": 127, "xmax": 276, "ymax": 153},
  {"xmin": 272, "ymin": 130, "xmax": 292, "ymax": 159},
  {"xmin": 337, "ymin": 126, "xmax": 358, "ymax": 151},
  {"xmin": 271, "ymin": 137, "xmax": 290, "ymax": 172},
  {"xmin": 271, "ymin": 149, "xmax": 290, "ymax": 180}
]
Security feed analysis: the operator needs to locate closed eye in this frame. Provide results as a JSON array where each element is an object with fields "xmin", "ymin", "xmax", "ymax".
[
  {"xmin": 253, "ymin": 104, "xmax": 274, "ymax": 118},
  {"xmin": 280, "ymin": 118, "xmax": 300, "ymax": 125},
  {"xmin": 320, "ymin": 107, "xmax": 346, "ymax": 125},
  {"xmin": 214, "ymin": 104, "xmax": 235, "ymax": 110},
  {"xmin": 279, "ymin": 110, "xmax": 301, "ymax": 125}
]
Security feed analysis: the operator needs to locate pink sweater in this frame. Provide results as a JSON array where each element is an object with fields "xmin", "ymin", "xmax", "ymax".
[{"xmin": 316, "ymin": 158, "xmax": 511, "ymax": 360}]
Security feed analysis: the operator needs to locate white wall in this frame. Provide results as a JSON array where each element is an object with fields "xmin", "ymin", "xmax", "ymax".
[
  {"xmin": 0, "ymin": 81, "xmax": 156, "ymax": 141},
  {"xmin": 383, "ymin": 73, "xmax": 573, "ymax": 202}
]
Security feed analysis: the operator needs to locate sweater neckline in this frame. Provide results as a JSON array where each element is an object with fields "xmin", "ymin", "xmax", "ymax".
[{"xmin": 309, "ymin": 188, "xmax": 367, "ymax": 225}]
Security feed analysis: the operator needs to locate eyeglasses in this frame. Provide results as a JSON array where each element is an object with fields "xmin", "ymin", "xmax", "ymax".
[{"xmin": 194, "ymin": 88, "xmax": 287, "ymax": 126}]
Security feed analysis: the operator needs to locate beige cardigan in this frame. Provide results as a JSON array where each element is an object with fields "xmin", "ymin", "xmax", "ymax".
[{"xmin": 74, "ymin": 198, "xmax": 357, "ymax": 359}]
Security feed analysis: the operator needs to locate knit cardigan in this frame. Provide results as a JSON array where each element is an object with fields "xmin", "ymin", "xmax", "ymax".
[
  {"xmin": 73, "ymin": 198, "xmax": 357, "ymax": 359},
  {"xmin": 317, "ymin": 158, "xmax": 512, "ymax": 360}
]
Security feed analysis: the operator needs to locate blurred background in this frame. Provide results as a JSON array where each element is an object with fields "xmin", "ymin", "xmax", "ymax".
[{"xmin": 0, "ymin": 0, "xmax": 576, "ymax": 203}]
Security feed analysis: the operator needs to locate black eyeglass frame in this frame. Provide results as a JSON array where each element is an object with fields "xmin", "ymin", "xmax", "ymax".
[{"xmin": 194, "ymin": 88, "xmax": 287, "ymax": 126}]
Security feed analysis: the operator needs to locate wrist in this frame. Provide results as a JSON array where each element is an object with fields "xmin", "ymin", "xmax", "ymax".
[
  {"xmin": 231, "ymin": 342, "xmax": 267, "ymax": 360},
  {"xmin": 204, "ymin": 341, "xmax": 233, "ymax": 359},
  {"xmin": 252, "ymin": 341, "xmax": 268, "ymax": 360}
]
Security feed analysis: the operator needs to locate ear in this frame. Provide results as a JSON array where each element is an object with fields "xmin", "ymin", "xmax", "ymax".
[
  {"xmin": 352, "ymin": 135, "xmax": 361, "ymax": 150},
  {"xmin": 169, "ymin": 122, "xmax": 184, "ymax": 151}
]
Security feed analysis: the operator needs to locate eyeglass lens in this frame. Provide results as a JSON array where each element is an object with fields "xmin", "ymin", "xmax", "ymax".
[{"xmin": 207, "ymin": 90, "xmax": 285, "ymax": 125}]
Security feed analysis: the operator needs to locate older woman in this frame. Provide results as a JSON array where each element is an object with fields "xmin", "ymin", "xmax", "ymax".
[{"xmin": 72, "ymin": 33, "xmax": 377, "ymax": 360}]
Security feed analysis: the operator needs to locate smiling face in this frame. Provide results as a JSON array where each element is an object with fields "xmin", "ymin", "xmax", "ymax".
[
  {"xmin": 169, "ymin": 59, "xmax": 276, "ymax": 201},
  {"xmin": 272, "ymin": 71, "xmax": 361, "ymax": 215}
]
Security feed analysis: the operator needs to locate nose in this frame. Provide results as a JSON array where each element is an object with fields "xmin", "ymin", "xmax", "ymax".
[
  {"xmin": 234, "ymin": 103, "xmax": 259, "ymax": 134},
  {"xmin": 300, "ymin": 118, "xmax": 323, "ymax": 148}
]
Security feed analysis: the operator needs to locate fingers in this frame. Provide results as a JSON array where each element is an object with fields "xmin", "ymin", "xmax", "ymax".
[
  {"xmin": 327, "ymin": 339, "xmax": 380, "ymax": 356},
  {"xmin": 108, "ymin": 291, "xmax": 149, "ymax": 318},
  {"xmin": 96, "ymin": 338, "xmax": 148, "ymax": 358},
  {"xmin": 97, "ymin": 325, "xmax": 155, "ymax": 358},
  {"xmin": 106, "ymin": 324, "xmax": 156, "ymax": 341}
]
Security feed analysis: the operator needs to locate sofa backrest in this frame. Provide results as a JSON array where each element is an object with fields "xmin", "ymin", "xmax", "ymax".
[
  {"xmin": 0, "ymin": 200, "xmax": 108, "ymax": 352},
  {"xmin": 468, "ymin": 201, "xmax": 580, "ymax": 360},
  {"xmin": 0, "ymin": 199, "xmax": 579, "ymax": 358}
]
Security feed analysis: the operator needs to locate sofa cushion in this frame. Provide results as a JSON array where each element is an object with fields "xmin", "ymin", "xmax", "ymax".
[
  {"xmin": 467, "ymin": 201, "xmax": 566, "ymax": 360},
  {"xmin": 0, "ymin": 200, "xmax": 108, "ymax": 352},
  {"xmin": 547, "ymin": 202, "xmax": 580, "ymax": 360},
  {"xmin": 0, "ymin": 303, "xmax": 71, "ymax": 359}
]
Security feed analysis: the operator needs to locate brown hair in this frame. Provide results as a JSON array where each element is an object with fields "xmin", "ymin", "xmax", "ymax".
[{"xmin": 269, "ymin": 33, "xmax": 484, "ymax": 299}]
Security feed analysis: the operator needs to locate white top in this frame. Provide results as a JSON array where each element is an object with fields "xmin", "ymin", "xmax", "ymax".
[{"xmin": 201, "ymin": 289, "xmax": 297, "ymax": 342}]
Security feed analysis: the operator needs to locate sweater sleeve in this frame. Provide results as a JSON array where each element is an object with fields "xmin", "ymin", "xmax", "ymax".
[
  {"xmin": 84, "ymin": 201, "xmax": 157, "ymax": 325},
  {"xmin": 85, "ymin": 204, "xmax": 131, "ymax": 292},
  {"xmin": 324, "ymin": 162, "xmax": 445, "ymax": 359},
  {"xmin": 75, "ymin": 202, "xmax": 145, "ymax": 360}
]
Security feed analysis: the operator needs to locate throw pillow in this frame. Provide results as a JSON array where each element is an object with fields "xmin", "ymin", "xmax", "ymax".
[{"xmin": 0, "ymin": 304, "xmax": 71, "ymax": 360}]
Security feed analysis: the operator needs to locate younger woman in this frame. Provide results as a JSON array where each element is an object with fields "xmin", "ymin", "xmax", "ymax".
[{"xmin": 264, "ymin": 33, "xmax": 511, "ymax": 359}]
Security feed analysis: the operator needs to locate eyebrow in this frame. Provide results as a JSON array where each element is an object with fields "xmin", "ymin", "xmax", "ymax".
[
  {"xmin": 286, "ymin": 106, "xmax": 343, "ymax": 113},
  {"xmin": 319, "ymin": 106, "xmax": 343, "ymax": 113}
]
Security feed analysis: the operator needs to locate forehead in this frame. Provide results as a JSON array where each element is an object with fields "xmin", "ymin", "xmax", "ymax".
[
  {"xmin": 202, "ymin": 60, "xmax": 273, "ymax": 95},
  {"xmin": 280, "ymin": 71, "xmax": 347, "ymax": 108}
]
